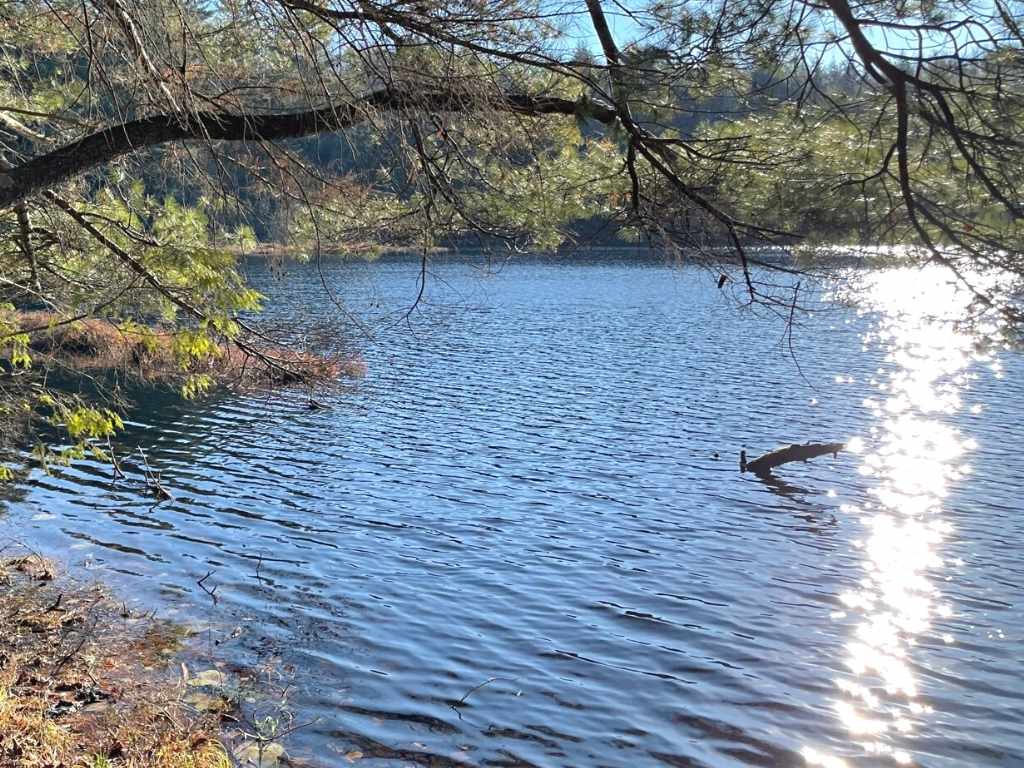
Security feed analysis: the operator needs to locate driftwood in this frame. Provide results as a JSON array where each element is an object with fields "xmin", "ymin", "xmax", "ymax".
[{"xmin": 740, "ymin": 442, "xmax": 844, "ymax": 476}]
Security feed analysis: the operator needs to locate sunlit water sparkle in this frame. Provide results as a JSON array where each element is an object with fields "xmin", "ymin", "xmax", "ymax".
[{"xmin": 808, "ymin": 268, "xmax": 1016, "ymax": 767}]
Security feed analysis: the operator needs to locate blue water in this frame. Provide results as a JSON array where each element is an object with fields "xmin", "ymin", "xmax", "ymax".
[{"xmin": 4, "ymin": 255, "xmax": 1023, "ymax": 767}]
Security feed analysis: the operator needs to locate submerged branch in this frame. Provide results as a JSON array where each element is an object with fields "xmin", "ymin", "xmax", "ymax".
[{"xmin": 740, "ymin": 441, "xmax": 845, "ymax": 476}]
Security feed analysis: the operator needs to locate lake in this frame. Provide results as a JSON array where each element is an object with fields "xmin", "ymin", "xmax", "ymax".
[{"xmin": 3, "ymin": 254, "xmax": 1023, "ymax": 767}]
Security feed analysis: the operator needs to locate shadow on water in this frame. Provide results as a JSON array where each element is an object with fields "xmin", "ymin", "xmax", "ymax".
[{"xmin": 753, "ymin": 471, "xmax": 812, "ymax": 499}]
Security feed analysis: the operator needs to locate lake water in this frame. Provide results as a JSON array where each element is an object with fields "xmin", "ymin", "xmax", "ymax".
[{"xmin": 3, "ymin": 255, "xmax": 1023, "ymax": 767}]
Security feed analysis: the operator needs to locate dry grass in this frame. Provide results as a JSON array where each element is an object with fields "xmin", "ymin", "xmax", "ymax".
[
  {"xmin": 0, "ymin": 554, "xmax": 232, "ymax": 768},
  {"xmin": 15, "ymin": 311, "xmax": 364, "ymax": 388}
]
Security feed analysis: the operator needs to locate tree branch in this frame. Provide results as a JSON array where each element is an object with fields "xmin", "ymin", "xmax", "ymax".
[{"xmin": 0, "ymin": 90, "xmax": 616, "ymax": 211}]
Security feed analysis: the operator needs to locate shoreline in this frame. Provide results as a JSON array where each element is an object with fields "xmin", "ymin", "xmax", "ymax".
[
  {"xmin": 15, "ymin": 310, "xmax": 362, "ymax": 388},
  {"xmin": 0, "ymin": 551, "xmax": 288, "ymax": 768},
  {"xmin": 233, "ymin": 241, "xmax": 449, "ymax": 258}
]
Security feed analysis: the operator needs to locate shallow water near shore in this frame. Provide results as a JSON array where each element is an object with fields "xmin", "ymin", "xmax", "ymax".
[{"xmin": 4, "ymin": 254, "xmax": 1023, "ymax": 767}]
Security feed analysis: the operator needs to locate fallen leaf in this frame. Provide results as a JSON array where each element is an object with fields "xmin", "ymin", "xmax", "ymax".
[
  {"xmin": 187, "ymin": 669, "xmax": 227, "ymax": 687},
  {"xmin": 235, "ymin": 741, "xmax": 285, "ymax": 767},
  {"xmin": 183, "ymin": 692, "xmax": 229, "ymax": 712}
]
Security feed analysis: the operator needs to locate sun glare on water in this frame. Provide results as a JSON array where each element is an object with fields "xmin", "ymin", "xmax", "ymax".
[{"xmin": 803, "ymin": 267, "xmax": 1005, "ymax": 767}]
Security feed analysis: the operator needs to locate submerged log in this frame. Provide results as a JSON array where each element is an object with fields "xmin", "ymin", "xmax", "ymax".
[{"xmin": 740, "ymin": 442, "xmax": 845, "ymax": 476}]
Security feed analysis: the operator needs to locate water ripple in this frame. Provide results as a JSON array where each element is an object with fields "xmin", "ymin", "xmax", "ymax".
[{"xmin": 3, "ymin": 257, "xmax": 1022, "ymax": 767}]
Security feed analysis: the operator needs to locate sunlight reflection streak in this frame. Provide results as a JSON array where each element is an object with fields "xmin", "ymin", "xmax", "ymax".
[{"xmin": 803, "ymin": 267, "xmax": 1002, "ymax": 767}]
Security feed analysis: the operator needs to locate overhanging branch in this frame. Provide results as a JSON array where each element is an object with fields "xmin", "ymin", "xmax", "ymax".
[{"xmin": 0, "ymin": 90, "xmax": 617, "ymax": 211}]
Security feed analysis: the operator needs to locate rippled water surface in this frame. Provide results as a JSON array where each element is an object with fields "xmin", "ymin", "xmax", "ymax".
[{"xmin": 4, "ymin": 256, "xmax": 1023, "ymax": 767}]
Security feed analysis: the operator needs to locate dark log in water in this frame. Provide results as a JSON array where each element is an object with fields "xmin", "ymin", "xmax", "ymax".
[{"xmin": 740, "ymin": 442, "xmax": 845, "ymax": 476}]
